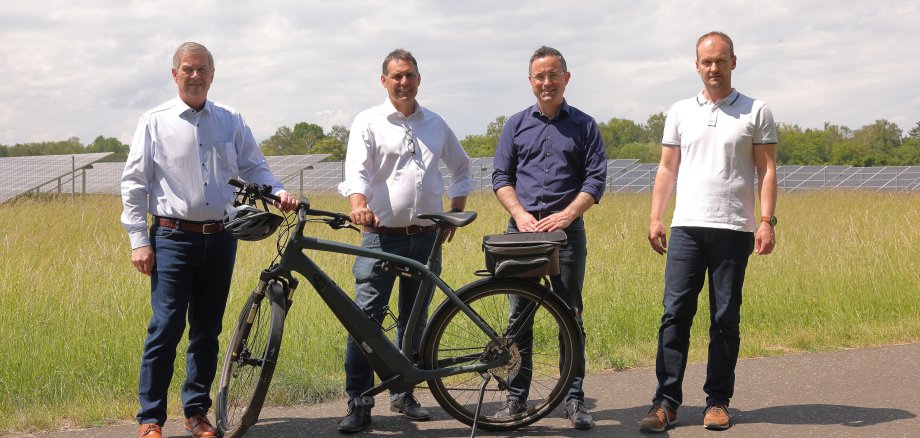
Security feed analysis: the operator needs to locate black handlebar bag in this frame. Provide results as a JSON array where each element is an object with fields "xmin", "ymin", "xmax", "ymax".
[{"xmin": 482, "ymin": 230, "xmax": 567, "ymax": 278}]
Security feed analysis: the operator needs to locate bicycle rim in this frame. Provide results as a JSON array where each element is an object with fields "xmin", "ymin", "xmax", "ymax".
[
  {"xmin": 421, "ymin": 279, "xmax": 580, "ymax": 430},
  {"xmin": 216, "ymin": 281, "xmax": 286, "ymax": 437}
]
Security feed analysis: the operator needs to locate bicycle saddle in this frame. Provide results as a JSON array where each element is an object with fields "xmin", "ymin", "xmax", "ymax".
[{"xmin": 418, "ymin": 210, "xmax": 477, "ymax": 227}]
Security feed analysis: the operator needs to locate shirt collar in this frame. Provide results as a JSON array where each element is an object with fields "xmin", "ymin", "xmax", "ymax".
[
  {"xmin": 530, "ymin": 100, "xmax": 570, "ymax": 121},
  {"xmin": 380, "ymin": 98, "xmax": 423, "ymax": 120},
  {"xmin": 173, "ymin": 96, "xmax": 212, "ymax": 116},
  {"xmin": 695, "ymin": 89, "xmax": 739, "ymax": 107}
]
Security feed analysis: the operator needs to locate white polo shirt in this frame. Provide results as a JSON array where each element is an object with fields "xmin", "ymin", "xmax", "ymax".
[{"xmin": 662, "ymin": 89, "xmax": 777, "ymax": 232}]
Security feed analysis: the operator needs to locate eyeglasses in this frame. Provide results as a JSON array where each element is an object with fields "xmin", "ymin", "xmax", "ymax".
[
  {"xmin": 530, "ymin": 72, "xmax": 565, "ymax": 83},
  {"xmin": 404, "ymin": 125, "xmax": 416, "ymax": 155}
]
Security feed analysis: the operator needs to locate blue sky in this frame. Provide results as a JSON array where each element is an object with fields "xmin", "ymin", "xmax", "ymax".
[{"xmin": 1, "ymin": 0, "xmax": 918, "ymax": 145}]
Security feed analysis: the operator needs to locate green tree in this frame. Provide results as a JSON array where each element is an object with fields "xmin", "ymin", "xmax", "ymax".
[
  {"xmin": 86, "ymin": 136, "xmax": 129, "ymax": 161},
  {"xmin": 291, "ymin": 122, "xmax": 325, "ymax": 153},
  {"xmin": 329, "ymin": 125, "xmax": 350, "ymax": 145},
  {"xmin": 311, "ymin": 137, "xmax": 346, "ymax": 161},
  {"xmin": 599, "ymin": 118, "xmax": 644, "ymax": 157},
  {"xmin": 642, "ymin": 112, "xmax": 666, "ymax": 144},
  {"xmin": 260, "ymin": 126, "xmax": 293, "ymax": 156},
  {"xmin": 852, "ymin": 119, "xmax": 901, "ymax": 165},
  {"xmin": 907, "ymin": 121, "xmax": 920, "ymax": 141},
  {"xmin": 460, "ymin": 115, "xmax": 505, "ymax": 157}
]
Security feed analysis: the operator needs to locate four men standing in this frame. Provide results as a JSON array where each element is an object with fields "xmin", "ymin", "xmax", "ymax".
[{"xmin": 123, "ymin": 33, "xmax": 776, "ymax": 436}]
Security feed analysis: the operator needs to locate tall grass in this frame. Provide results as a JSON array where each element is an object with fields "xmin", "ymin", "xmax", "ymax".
[{"xmin": 0, "ymin": 191, "xmax": 917, "ymax": 433}]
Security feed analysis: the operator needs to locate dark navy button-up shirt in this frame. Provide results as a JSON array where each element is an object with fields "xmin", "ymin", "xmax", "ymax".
[{"xmin": 492, "ymin": 101, "xmax": 607, "ymax": 213}]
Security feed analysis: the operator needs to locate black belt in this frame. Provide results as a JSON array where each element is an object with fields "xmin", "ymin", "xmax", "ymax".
[
  {"xmin": 155, "ymin": 217, "xmax": 224, "ymax": 234},
  {"xmin": 363, "ymin": 224, "xmax": 437, "ymax": 235}
]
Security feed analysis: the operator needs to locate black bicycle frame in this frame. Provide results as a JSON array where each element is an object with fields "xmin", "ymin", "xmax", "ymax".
[{"xmin": 259, "ymin": 217, "xmax": 511, "ymax": 397}]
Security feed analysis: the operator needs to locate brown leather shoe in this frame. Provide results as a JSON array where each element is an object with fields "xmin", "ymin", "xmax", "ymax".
[
  {"xmin": 184, "ymin": 413, "xmax": 218, "ymax": 437},
  {"xmin": 703, "ymin": 403, "xmax": 732, "ymax": 430},
  {"xmin": 138, "ymin": 423, "xmax": 162, "ymax": 438},
  {"xmin": 639, "ymin": 403, "xmax": 676, "ymax": 433}
]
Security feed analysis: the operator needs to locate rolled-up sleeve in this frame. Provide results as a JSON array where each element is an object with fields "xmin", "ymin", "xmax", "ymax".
[
  {"xmin": 442, "ymin": 127, "xmax": 473, "ymax": 198},
  {"xmin": 338, "ymin": 117, "xmax": 373, "ymax": 198},
  {"xmin": 491, "ymin": 116, "xmax": 518, "ymax": 191},
  {"xmin": 580, "ymin": 119, "xmax": 607, "ymax": 203}
]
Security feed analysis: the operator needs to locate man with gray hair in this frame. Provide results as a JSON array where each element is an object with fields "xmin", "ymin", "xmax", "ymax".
[
  {"xmin": 336, "ymin": 48, "xmax": 473, "ymax": 433},
  {"xmin": 122, "ymin": 42, "xmax": 296, "ymax": 438}
]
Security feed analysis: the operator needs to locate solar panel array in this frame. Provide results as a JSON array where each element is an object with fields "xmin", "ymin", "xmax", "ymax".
[
  {"xmin": 2, "ymin": 154, "xmax": 918, "ymax": 204},
  {"xmin": 0, "ymin": 153, "xmax": 114, "ymax": 202}
]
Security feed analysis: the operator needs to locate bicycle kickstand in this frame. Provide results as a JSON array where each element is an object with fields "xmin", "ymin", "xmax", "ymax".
[{"xmin": 469, "ymin": 372, "xmax": 492, "ymax": 438}]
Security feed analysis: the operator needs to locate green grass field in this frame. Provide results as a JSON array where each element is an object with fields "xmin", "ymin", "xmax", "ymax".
[{"xmin": 0, "ymin": 191, "xmax": 917, "ymax": 433}]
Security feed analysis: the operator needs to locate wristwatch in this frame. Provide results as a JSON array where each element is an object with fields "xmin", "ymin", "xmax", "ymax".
[{"xmin": 760, "ymin": 216, "xmax": 778, "ymax": 226}]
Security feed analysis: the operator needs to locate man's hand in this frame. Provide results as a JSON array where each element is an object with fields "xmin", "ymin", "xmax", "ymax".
[
  {"xmin": 648, "ymin": 220, "xmax": 668, "ymax": 255},
  {"xmin": 349, "ymin": 206, "xmax": 377, "ymax": 226},
  {"xmin": 132, "ymin": 245, "xmax": 154, "ymax": 276},
  {"xmin": 512, "ymin": 211, "xmax": 539, "ymax": 232},
  {"xmin": 534, "ymin": 211, "xmax": 575, "ymax": 232},
  {"xmin": 275, "ymin": 190, "xmax": 299, "ymax": 212},
  {"xmin": 755, "ymin": 223, "xmax": 775, "ymax": 255}
]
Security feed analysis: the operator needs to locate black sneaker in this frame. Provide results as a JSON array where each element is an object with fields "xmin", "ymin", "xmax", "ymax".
[
  {"xmin": 338, "ymin": 396, "xmax": 374, "ymax": 434},
  {"xmin": 390, "ymin": 392, "xmax": 430, "ymax": 421},
  {"xmin": 564, "ymin": 399, "xmax": 594, "ymax": 430},
  {"xmin": 494, "ymin": 398, "xmax": 527, "ymax": 417}
]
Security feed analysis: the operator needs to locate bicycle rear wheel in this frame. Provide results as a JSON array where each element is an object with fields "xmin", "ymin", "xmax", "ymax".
[
  {"xmin": 421, "ymin": 278, "xmax": 581, "ymax": 431},
  {"xmin": 216, "ymin": 280, "xmax": 287, "ymax": 438}
]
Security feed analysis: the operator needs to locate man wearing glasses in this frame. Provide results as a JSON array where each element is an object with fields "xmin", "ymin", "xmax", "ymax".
[
  {"xmin": 492, "ymin": 45, "xmax": 607, "ymax": 430},
  {"xmin": 337, "ymin": 48, "xmax": 473, "ymax": 434}
]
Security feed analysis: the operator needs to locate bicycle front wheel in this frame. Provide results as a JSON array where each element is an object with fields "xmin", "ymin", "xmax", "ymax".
[
  {"xmin": 216, "ymin": 279, "xmax": 287, "ymax": 438},
  {"xmin": 421, "ymin": 278, "xmax": 582, "ymax": 431}
]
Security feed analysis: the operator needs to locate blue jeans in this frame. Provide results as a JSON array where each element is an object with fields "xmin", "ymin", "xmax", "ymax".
[
  {"xmin": 653, "ymin": 226, "xmax": 754, "ymax": 410},
  {"xmin": 344, "ymin": 230, "xmax": 440, "ymax": 400},
  {"xmin": 137, "ymin": 225, "xmax": 237, "ymax": 425},
  {"xmin": 506, "ymin": 217, "xmax": 588, "ymax": 403}
]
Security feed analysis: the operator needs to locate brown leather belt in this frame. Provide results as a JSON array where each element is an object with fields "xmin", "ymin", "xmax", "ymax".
[
  {"xmin": 156, "ymin": 217, "xmax": 224, "ymax": 234},
  {"xmin": 363, "ymin": 224, "xmax": 437, "ymax": 235}
]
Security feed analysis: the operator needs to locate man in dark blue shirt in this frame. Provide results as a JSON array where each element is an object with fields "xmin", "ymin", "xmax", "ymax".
[{"xmin": 491, "ymin": 45, "xmax": 607, "ymax": 430}]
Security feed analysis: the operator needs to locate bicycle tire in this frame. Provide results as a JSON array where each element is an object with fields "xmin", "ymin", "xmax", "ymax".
[
  {"xmin": 421, "ymin": 278, "xmax": 581, "ymax": 431},
  {"xmin": 215, "ymin": 280, "xmax": 287, "ymax": 438}
]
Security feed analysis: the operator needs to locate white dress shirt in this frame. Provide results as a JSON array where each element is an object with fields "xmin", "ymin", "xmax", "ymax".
[
  {"xmin": 338, "ymin": 100, "xmax": 473, "ymax": 227},
  {"xmin": 121, "ymin": 97, "xmax": 284, "ymax": 249}
]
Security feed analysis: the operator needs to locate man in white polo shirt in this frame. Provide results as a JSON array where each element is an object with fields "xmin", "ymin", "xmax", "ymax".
[{"xmin": 639, "ymin": 31, "xmax": 778, "ymax": 433}]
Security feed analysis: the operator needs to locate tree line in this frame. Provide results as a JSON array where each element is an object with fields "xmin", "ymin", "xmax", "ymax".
[
  {"xmin": 4, "ymin": 117, "xmax": 919, "ymax": 167},
  {"xmin": 458, "ymin": 115, "xmax": 920, "ymax": 166}
]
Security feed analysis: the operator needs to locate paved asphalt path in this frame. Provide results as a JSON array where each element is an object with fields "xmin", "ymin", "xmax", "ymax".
[{"xmin": 14, "ymin": 343, "xmax": 918, "ymax": 438}]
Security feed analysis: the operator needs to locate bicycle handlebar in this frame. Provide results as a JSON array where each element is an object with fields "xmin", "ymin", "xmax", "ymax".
[{"xmin": 228, "ymin": 177, "xmax": 354, "ymax": 229}]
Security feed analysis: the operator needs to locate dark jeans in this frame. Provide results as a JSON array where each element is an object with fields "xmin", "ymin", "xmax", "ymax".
[
  {"xmin": 137, "ymin": 225, "xmax": 237, "ymax": 425},
  {"xmin": 506, "ymin": 217, "xmax": 587, "ymax": 403},
  {"xmin": 344, "ymin": 230, "xmax": 440, "ymax": 401},
  {"xmin": 653, "ymin": 226, "xmax": 754, "ymax": 410}
]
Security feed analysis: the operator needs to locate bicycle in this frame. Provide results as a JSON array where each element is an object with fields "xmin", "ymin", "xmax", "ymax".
[{"xmin": 215, "ymin": 178, "xmax": 583, "ymax": 437}]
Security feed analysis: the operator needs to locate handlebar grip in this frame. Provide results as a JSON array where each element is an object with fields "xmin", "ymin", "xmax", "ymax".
[{"xmin": 228, "ymin": 178, "xmax": 245, "ymax": 189}]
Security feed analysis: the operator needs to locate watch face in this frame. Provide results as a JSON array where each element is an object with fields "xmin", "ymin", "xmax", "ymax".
[{"xmin": 770, "ymin": 216, "xmax": 778, "ymax": 226}]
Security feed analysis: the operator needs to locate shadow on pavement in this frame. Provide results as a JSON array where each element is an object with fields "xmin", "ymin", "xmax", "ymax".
[{"xmin": 737, "ymin": 403, "xmax": 917, "ymax": 427}]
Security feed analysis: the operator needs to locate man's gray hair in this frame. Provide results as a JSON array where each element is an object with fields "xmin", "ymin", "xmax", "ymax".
[
  {"xmin": 696, "ymin": 31, "xmax": 734, "ymax": 58},
  {"xmin": 529, "ymin": 46, "xmax": 567, "ymax": 73},
  {"xmin": 172, "ymin": 42, "xmax": 215, "ymax": 70},
  {"xmin": 382, "ymin": 49, "xmax": 419, "ymax": 75}
]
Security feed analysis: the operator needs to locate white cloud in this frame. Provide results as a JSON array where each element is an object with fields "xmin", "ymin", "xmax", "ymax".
[{"xmin": 1, "ymin": 0, "xmax": 919, "ymax": 145}]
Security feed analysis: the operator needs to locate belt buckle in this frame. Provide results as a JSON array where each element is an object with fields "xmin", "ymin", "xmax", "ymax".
[{"xmin": 202, "ymin": 223, "xmax": 218, "ymax": 234}]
